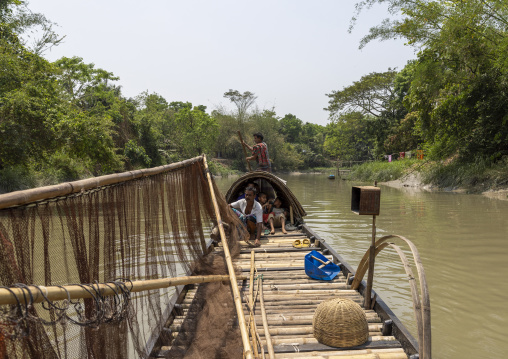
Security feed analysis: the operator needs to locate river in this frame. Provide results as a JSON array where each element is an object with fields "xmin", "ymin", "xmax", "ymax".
[{"xmin": 216, "ymin": 173, "xmax": 508, "ymax": 359}]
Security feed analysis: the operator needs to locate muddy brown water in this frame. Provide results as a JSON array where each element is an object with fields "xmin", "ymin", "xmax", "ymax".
[{"xmin": 216, "ymin": 173, "xmax": 508, "ymax": 359}]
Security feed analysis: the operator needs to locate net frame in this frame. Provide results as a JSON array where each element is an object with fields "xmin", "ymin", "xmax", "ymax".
[{"xmin": 0, "ymin": 156, "xmax": 247, "ymax": 359}]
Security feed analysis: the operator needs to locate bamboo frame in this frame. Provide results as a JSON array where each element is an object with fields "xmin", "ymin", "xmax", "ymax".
[
  {"xmin": 202, "ymin": 155, "xmax": 253, "ymax": 359},
  {"xmin": 249, "ymin": 250, "xmax": 259, "ymax": 358},
  {"xmin": 0, "ymin": 274, "xmax": 246, "ymax": 306},
  {"xmin": 0, "ymin": 156, "xmax": 204, "ymax": 210},
  {"xmin": 259, "ymin": 277, "xmax": 275, "ymax": 359},
  {"xmin": 351, "ymin": 234, "xmax": 431, "ymax": 359}
]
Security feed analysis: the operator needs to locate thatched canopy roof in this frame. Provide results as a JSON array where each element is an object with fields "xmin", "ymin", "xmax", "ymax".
[{"xmin": 225, "ymin": 172, "xmax": 306, "ymax": 220}]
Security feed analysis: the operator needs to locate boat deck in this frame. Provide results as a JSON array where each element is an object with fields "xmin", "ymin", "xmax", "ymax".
[{"xmin": 153, "ymin": 229, "xmax": 411, "ymax": 358}]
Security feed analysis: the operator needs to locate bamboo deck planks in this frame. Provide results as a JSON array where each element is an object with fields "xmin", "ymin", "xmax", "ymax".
[{"xmin": 159, "ymin": 229, "xmax": 410, "ymax": 358}]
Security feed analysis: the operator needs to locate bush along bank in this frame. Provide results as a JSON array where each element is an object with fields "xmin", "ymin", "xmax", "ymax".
[{"xmin": 346, "ymin": 157, "xmax": 508, "ymax": 193}]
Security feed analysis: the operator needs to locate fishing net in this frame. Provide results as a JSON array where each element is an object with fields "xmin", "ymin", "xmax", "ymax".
[{"xmin": 0, "ymin": 156, "xmax": 248, "ymax": 358}]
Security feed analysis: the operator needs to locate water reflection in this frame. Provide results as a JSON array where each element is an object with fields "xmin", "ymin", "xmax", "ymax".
[{"xmin": 216, "ymin": 173, "xmax": 508, "ymax": 359}]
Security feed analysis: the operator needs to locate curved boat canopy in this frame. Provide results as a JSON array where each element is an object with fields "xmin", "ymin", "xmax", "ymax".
[{"xmin": 225, "ymin": 172, "xmax": 307, "ymax": 220}]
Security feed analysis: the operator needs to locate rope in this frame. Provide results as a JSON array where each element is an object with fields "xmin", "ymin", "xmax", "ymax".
[{"xmin": 0, "ymin": 280, "xmax": 133, "ymax": 338}]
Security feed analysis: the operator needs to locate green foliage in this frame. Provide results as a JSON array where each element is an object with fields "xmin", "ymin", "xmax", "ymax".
[
  {"xmin": 351, "ymin": 0, "xmax": 508, "ymax": 163},
  {"xmin": 279, "ymin": 114, "xmax": 302, "ymax": 143},
  {"xmin": 326, "ymin": 69, "xmax": 397, "ymax": 118},
  {"xmin": 214, "ymin": 91, "xmax": 326, "ymax": 172},
  {"xmin": 349, "ymin": 159, "xmax": 418, "ymax": 182},
  {"xmin": 172, "ymin": 105, "xmax": 218, "ymax": 158},
  {"xmin": 124, "ymin": 140, "xmax": 151, "ymax": 168},
  {"xmin": 0, "ymin": 165, "xmax": 37, "ymax": 193},
  {"xmin": 324, "ymin": 112, "xmax": 376, "ymax": 161},
  {"xmin": 206, "ymin": 160, "xmax": 240, "ymax": 176},
  {"xmin": 0, "ymin": 37, "xmax": 61, "ymax": 167},
  {"xmin": 39, "ymin": 151, "xmax": 91, "ymax": 184},
  {"xmin": 56, "ymin": 110, "xmax": 123, "ymax": 174}
]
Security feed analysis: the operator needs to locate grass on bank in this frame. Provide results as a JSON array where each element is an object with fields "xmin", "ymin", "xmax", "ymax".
[
  {"xmin": 346, "ymin": 156, "xmax": 508, "ymax": 192},
  {"xmin": 422, "ymin": 157, "xmax": 508, "ymax": 191},
  {"xmin": 207, "ymin": 160, "xmax": 242, "ymax": 176},
  {"xmin": 347, "ymin": 159, "xmax": 419, "ymax": 182}
]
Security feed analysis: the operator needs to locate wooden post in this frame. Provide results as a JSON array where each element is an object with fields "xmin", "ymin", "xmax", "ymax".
[
  {"xmin": 238, "ymin": 130, "xmax": 252, "ymax": 172},
  {"xmin": 364, "ymin": 214, "xmax": 376, "ymax": 309},
  {"xmin": 202, "ymin": 155, "xmax": 253, "ymax": 359},
  {"xmin": 259, "ymin": 278, "xmax": 275, "ymax": 359},
  {"xmin": 289, "ymin": 206, "xmax": 294, "ymax": 225}
]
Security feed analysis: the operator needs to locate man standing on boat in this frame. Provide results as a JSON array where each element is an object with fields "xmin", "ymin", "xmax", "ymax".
[{"xmin": 243, "ymin": 132, "xmax": 271, "ymax": 172}]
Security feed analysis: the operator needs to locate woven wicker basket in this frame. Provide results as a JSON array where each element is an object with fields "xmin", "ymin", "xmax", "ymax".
[{"xmin": 313, "ymin": 297, "xmax": 369, "ymax": 347}]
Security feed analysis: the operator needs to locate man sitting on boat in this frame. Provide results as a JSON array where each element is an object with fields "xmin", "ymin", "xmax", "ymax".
[
  {"xmin": 236, "ymin": 181, "xmax": 260, "ymax": 201},
  {"xmin": 242, "ymin": 132, "xmax": 271, "ymax": 172},
  {"xmin": 228, "ymin": 186, "xmax": 263, "ymax": 247}
]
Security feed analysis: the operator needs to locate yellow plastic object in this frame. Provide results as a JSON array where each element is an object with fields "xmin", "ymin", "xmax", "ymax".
[
  {"xmin": 292, "ymin": 239, "xmax": 303, "ymax": 248},
  {"xmin": 302, "ymin": 238, "xmax": 311, "ymax": 247}
]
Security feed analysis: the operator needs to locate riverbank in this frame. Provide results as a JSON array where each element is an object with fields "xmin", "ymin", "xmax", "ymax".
[{"xmin": 347, "ymin": 158, "xmax": 508, "ymax": 201}]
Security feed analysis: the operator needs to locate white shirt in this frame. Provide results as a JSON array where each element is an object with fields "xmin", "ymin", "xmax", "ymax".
[{"xmin": 230, "ymin": 199, "xmax": 263, "ymax": 224}]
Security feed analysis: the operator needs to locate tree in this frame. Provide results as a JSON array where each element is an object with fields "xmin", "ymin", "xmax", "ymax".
[
  {"xmin": 352, "ymin": 0, "xmax": 508, "ymax": 161},
  {"xmin": 0, "ymin": 27, "xmax": 61, "ymax": 168},
  {"xmin": 324, "ymin": 112, "xmax": 376, "ymax": 161},
  {"xmin": 173, "ymin": 106, "xmax": 218, "ymax": 158},
  {"xmin": 326, "ymin": 69, "xmax": 397, "ymax": 118},
  {"xmin": 1, "ymin": 0, "xmax": 64, "ymax": 54},
  {"xmin": 223, "ymin": 89, "xmax": 257, "ymax": 125},
  {"xmin": 279, "ymin": 114, "xmax": 303, "ymax": 143}
]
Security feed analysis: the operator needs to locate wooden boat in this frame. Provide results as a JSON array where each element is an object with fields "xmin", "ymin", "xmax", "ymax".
[{"xmin": 150, "ymin": 171, "xmax": 429, "ymax": 359}]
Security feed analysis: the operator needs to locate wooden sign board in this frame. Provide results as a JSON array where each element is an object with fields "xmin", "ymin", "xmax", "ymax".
[{"xmin": 351, "ymin": 186, "xmax": 380, "ymax": 215}]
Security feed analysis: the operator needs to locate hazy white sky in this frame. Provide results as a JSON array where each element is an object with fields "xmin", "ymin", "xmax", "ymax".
[{"xmin": 29, "ymin": 0, "xmax": 416, "ymax": 126}]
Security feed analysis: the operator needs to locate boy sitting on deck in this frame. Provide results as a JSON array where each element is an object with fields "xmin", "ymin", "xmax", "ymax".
[
  {"xmin": 258, "ymin": 192, "xmax": 274, "ymax": 234},
  {"xmin": 266, "ymin": 198, "xmax": 288, "ymax": 235}
]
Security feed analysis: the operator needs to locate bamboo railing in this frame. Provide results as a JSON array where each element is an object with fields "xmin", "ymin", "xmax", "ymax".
[
  {"xmin": 0, "ymin": 156, "xmax": 204, "ymax": 210},
  {"xmin": 351, "ymin": 234, "xmax": 431, "ymax": 359},
  {"xmin": 0, "ymin": 275, "xmax": 247, "ymax": 306}
]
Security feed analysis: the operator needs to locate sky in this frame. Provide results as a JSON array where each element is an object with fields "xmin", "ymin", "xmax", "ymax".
[{"xmin": 28, "ymin": 0, "xmax": 416, "ymax": 126}]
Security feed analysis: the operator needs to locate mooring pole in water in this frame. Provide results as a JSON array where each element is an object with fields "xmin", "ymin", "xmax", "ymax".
[{"xmin": 202, "ymin": 155, "xmax": 253, "ymax": 359}]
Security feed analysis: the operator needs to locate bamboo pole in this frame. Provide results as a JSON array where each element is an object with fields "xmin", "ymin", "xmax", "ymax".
[
  {"xmin": 202, "ymin": 155, "xmax": 253, "ymax": 359},
  {"xmin": 249, "ymin": 250, "xmax": 259, "ymax": 358},
  {"xmin": 238, "ymin": 130, "xmax": 252, "ymax": 171},
  {"xmin": 0, "ymin": 156, "xmax": 204, "ymax": 210},
  {"xmin": 388, "ymin": 243, "xmax": 423, "ymax": 353},
  {"xmin": 259, "ymin": 278, "xmax": 275, "ymax": 359},
  {"xmin": 289, "ymin": 206, "xmax": 294, "ymax": 225},
  {"xmin": 0, "ymin": 274, "xmax": 246, "ymax": 306}
]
